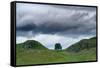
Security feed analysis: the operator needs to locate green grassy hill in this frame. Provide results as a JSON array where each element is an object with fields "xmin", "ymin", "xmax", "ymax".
[
  {"xmin": 66, "ymin": 37, "xmax": 96, "ymax": 52},
  {"xmin": 17, "ymin": 40, "xmax": 48, "ymax": 50},
  {"xmin": 16, "ymin": 37, "xmax": 97, "ymax": 65}
]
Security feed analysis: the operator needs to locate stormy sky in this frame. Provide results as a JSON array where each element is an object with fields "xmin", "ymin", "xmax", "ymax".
[{"xmin": 16, "ymin": 3, "xmax": 96, "ymax": 49}]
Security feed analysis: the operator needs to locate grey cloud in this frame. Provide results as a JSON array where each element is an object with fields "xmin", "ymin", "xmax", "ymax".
[{"xmin": 16, "ymin": 3, "xmax": 96, "ymax": 38}]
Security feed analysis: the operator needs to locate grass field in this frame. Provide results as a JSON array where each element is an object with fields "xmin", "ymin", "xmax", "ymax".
[{"xmin": 16, "ymin": 47, "xmax": 96, "ymax": 65}]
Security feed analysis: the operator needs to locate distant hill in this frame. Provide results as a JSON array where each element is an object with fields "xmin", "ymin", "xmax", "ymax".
[
  {"xmin": 66, "ymin": 37, "xmax": 96, "ymax": 52},
  {"xmin": 17, "ymin": 40, "xmax": 48, "ymax": 50}
]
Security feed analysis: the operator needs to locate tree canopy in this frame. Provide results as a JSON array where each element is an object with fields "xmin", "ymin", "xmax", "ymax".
[{"xmin": 55, "ymin": 43, "xmax": 62, "ymax": 50}]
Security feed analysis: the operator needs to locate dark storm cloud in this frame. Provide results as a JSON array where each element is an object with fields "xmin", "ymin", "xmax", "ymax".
[{"xmin": 16, "ymin": 3, "xmax": 96, "ymax": 37}]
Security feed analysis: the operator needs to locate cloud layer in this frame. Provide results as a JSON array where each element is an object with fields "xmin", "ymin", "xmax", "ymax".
[{"xmin": 16, "ymin": 3, "xmax": 96, "ymax": 38}]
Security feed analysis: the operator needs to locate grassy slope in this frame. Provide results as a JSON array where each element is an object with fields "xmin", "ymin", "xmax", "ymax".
[
  {"xmin": 16, "ymin": 48, "xmax": 96, "ymax": 65},
  {"xmin": 66, "ymin": 37, "xmax": 96, "ymax": 52},
  {"xmin": 16, "ymin": 37, "xmax": 97, "ymax": 65},
  {"xmin": 17, "ymin": 40, "xmax": 48, "ymax": 50}
]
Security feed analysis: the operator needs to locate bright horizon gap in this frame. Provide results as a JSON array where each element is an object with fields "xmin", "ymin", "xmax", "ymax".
[{"xmin": 16, "ymin": 34, "xmax": 96, "ymax": 49}]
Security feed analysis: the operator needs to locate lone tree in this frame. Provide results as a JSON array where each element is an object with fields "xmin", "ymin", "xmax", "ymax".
[{"xmin": 55, "ymin": 43, "xmax": 62, "ymax": 50}]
